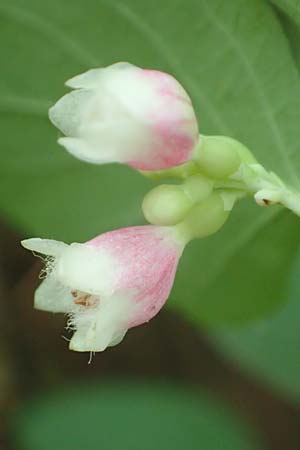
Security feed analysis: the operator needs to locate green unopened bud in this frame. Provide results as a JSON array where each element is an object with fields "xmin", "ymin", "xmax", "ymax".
[
  {"xmin": 175, "ymin": 192, "xmax": 229, "ymax": 242},
  {"xmin": 194, "ymin": 135, "xmax": 256, "ymax": 179},
  {"xmin": 142, "ymin": 184, "xmax": 193, "ymax": 226},
  {"xmin": 182, "ymin": 174, "xmax": 213, "ymax": 203}
]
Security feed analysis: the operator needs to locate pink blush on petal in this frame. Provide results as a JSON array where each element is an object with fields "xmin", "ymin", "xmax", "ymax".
[
  {"xmin": 129, "ymin": 122, "xmax": 195, "ymax": 170},
  {"xmin": 86, "ymin": 226, "xmax": 183, "ymax": 327},
  {"xmin": 141, "ymin": 69, "xmax": 192, "ymax": 104},
  {"xmin": 123, "ymin": 69, "xmax": 199, "ymax": 171},
  {"xmin": 153, "ymin": 120, "xmax": 195, "ymax": 166},
  {"xmin": 127, "ymin": 120, "xmax": 196, "ymax": 170}
]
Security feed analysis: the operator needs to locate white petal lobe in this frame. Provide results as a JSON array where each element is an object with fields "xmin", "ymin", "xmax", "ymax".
[
  {"xmin": 56, "ymin": 243, "xmax": 119, "ymax": 296},
  {"xmin": 49, "ymin": 89, "xmax": 93, "ymax": 136},
  {"xmin": 34, "ymin": 274, "xmax": 74, "ymax": 313},
  {"xmin": 21, "ymin": 238, "xmax": 67, "ymax": 256}
]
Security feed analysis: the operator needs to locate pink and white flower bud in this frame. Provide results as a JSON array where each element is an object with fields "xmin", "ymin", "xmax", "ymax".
[
  {"xmin": 49, "ymin": 62, "xmax": 199, "ymax": 170},
  {"xmin": 21, "ymin": 226, "xmax": 184, "ymax": 352}
]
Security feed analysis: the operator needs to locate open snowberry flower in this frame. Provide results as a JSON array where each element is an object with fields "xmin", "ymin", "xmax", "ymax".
[
  {"xmin": 21, "ymin": 226, "xmax": 184, "ymax": 352},
  {"xmin": 49, "ymin": 62, "xmax": 199, "ymax": 170}
]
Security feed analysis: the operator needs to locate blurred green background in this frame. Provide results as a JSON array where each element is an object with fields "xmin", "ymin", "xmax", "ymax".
[{"xmin": 1, "ymin": 0, "xmax": 300, "ymax": 449}]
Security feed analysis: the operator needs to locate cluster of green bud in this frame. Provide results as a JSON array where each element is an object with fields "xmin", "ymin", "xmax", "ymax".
[
  {"xmin": 141, "ymin": 135, "xmax": 254, "ymax": 243},
  {"xmin": 141, "ymin": 134, "xmax": 300, "ymax": 243},
  {"xmin": 142, "ymin": 175, "xmax": 213, "ymax": 226}
]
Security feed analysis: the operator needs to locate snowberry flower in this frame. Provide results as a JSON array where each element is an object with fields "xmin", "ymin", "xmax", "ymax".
[
  {"xmin": 21, "ymin": 226, "xmax": 185, "ymax": 352},
  {"xmin": 49, "ymin": 62, "xmax": 199, "ymax": 171}
]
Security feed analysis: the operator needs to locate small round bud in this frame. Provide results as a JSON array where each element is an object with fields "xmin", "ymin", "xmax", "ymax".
[
  {"xmin": 142, "ymin": 185, "xmax": 192, "ymax": 226},
  {"xmin": 195, "ymin": 135, "xmax": 256, "ymax": 179},
  {"xmin": 182, "ymin": 174, "xmax": 213, "ymax": 203},
  {"xmin": 176, "ymin": 193, "xmax": 229, "ymax": 240}
]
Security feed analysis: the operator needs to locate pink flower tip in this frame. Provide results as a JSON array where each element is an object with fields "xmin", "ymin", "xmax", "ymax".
[{"xmin": 49, "ymin": 62, "xmax": 199, "ymax": 171}]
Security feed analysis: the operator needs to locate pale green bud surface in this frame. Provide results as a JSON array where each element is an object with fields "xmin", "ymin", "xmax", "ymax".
[
  {"xmin": 194, "ymin": 135, "xmax": 256, "ymax": 179},
  {"xmin": 176, "ymin": 193, "xmax": 229, "ymax": 242},
  {"xmin": 182, "ymin": 174, "xmax": 213, "ymax": 203},
  {"xmin": 140, "ymin": 160, "xmax": 199, "ymax": 181},
  {"xmin": 142, "ymin": 184, "xmax": 193, "ymax": 226}
]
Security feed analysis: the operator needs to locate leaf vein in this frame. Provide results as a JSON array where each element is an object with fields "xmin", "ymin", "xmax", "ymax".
[
  {"xmin": 0, "ymin": 3, "xmax": 98, "ymax": 67},
  {"xmin": 109, "ymin": 0, "xmax": 231, "ymax": 134},
  {"xmin": 202, "ymin": 1, "xmax": 300, "ymax": 187}
]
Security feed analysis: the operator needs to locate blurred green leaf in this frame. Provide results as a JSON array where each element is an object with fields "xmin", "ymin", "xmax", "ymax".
[
  {"xmin": 270, "ymin": 0, "xmax": 300, "ymax": 23},
  {"xmin": 275, "ymin": 6, "xmax": 300, "ymax": 72},
  {"xmin": 1, "ymin": 0, "xmax": 300, "ymax": 325},
  {"xmin": 174, "ymin": 207, "xmax": 300, "ymax": 325},
  {"xmin": 204, "ymin": 3, "xmax": 300, "ymax": 393},
  {"xmin": 13, "ymin": 381, "xmax": 264, "ymax": 450},
  {"xmin": 210, "ymin": 252, "xmax": 300, "ymax": 402}
]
